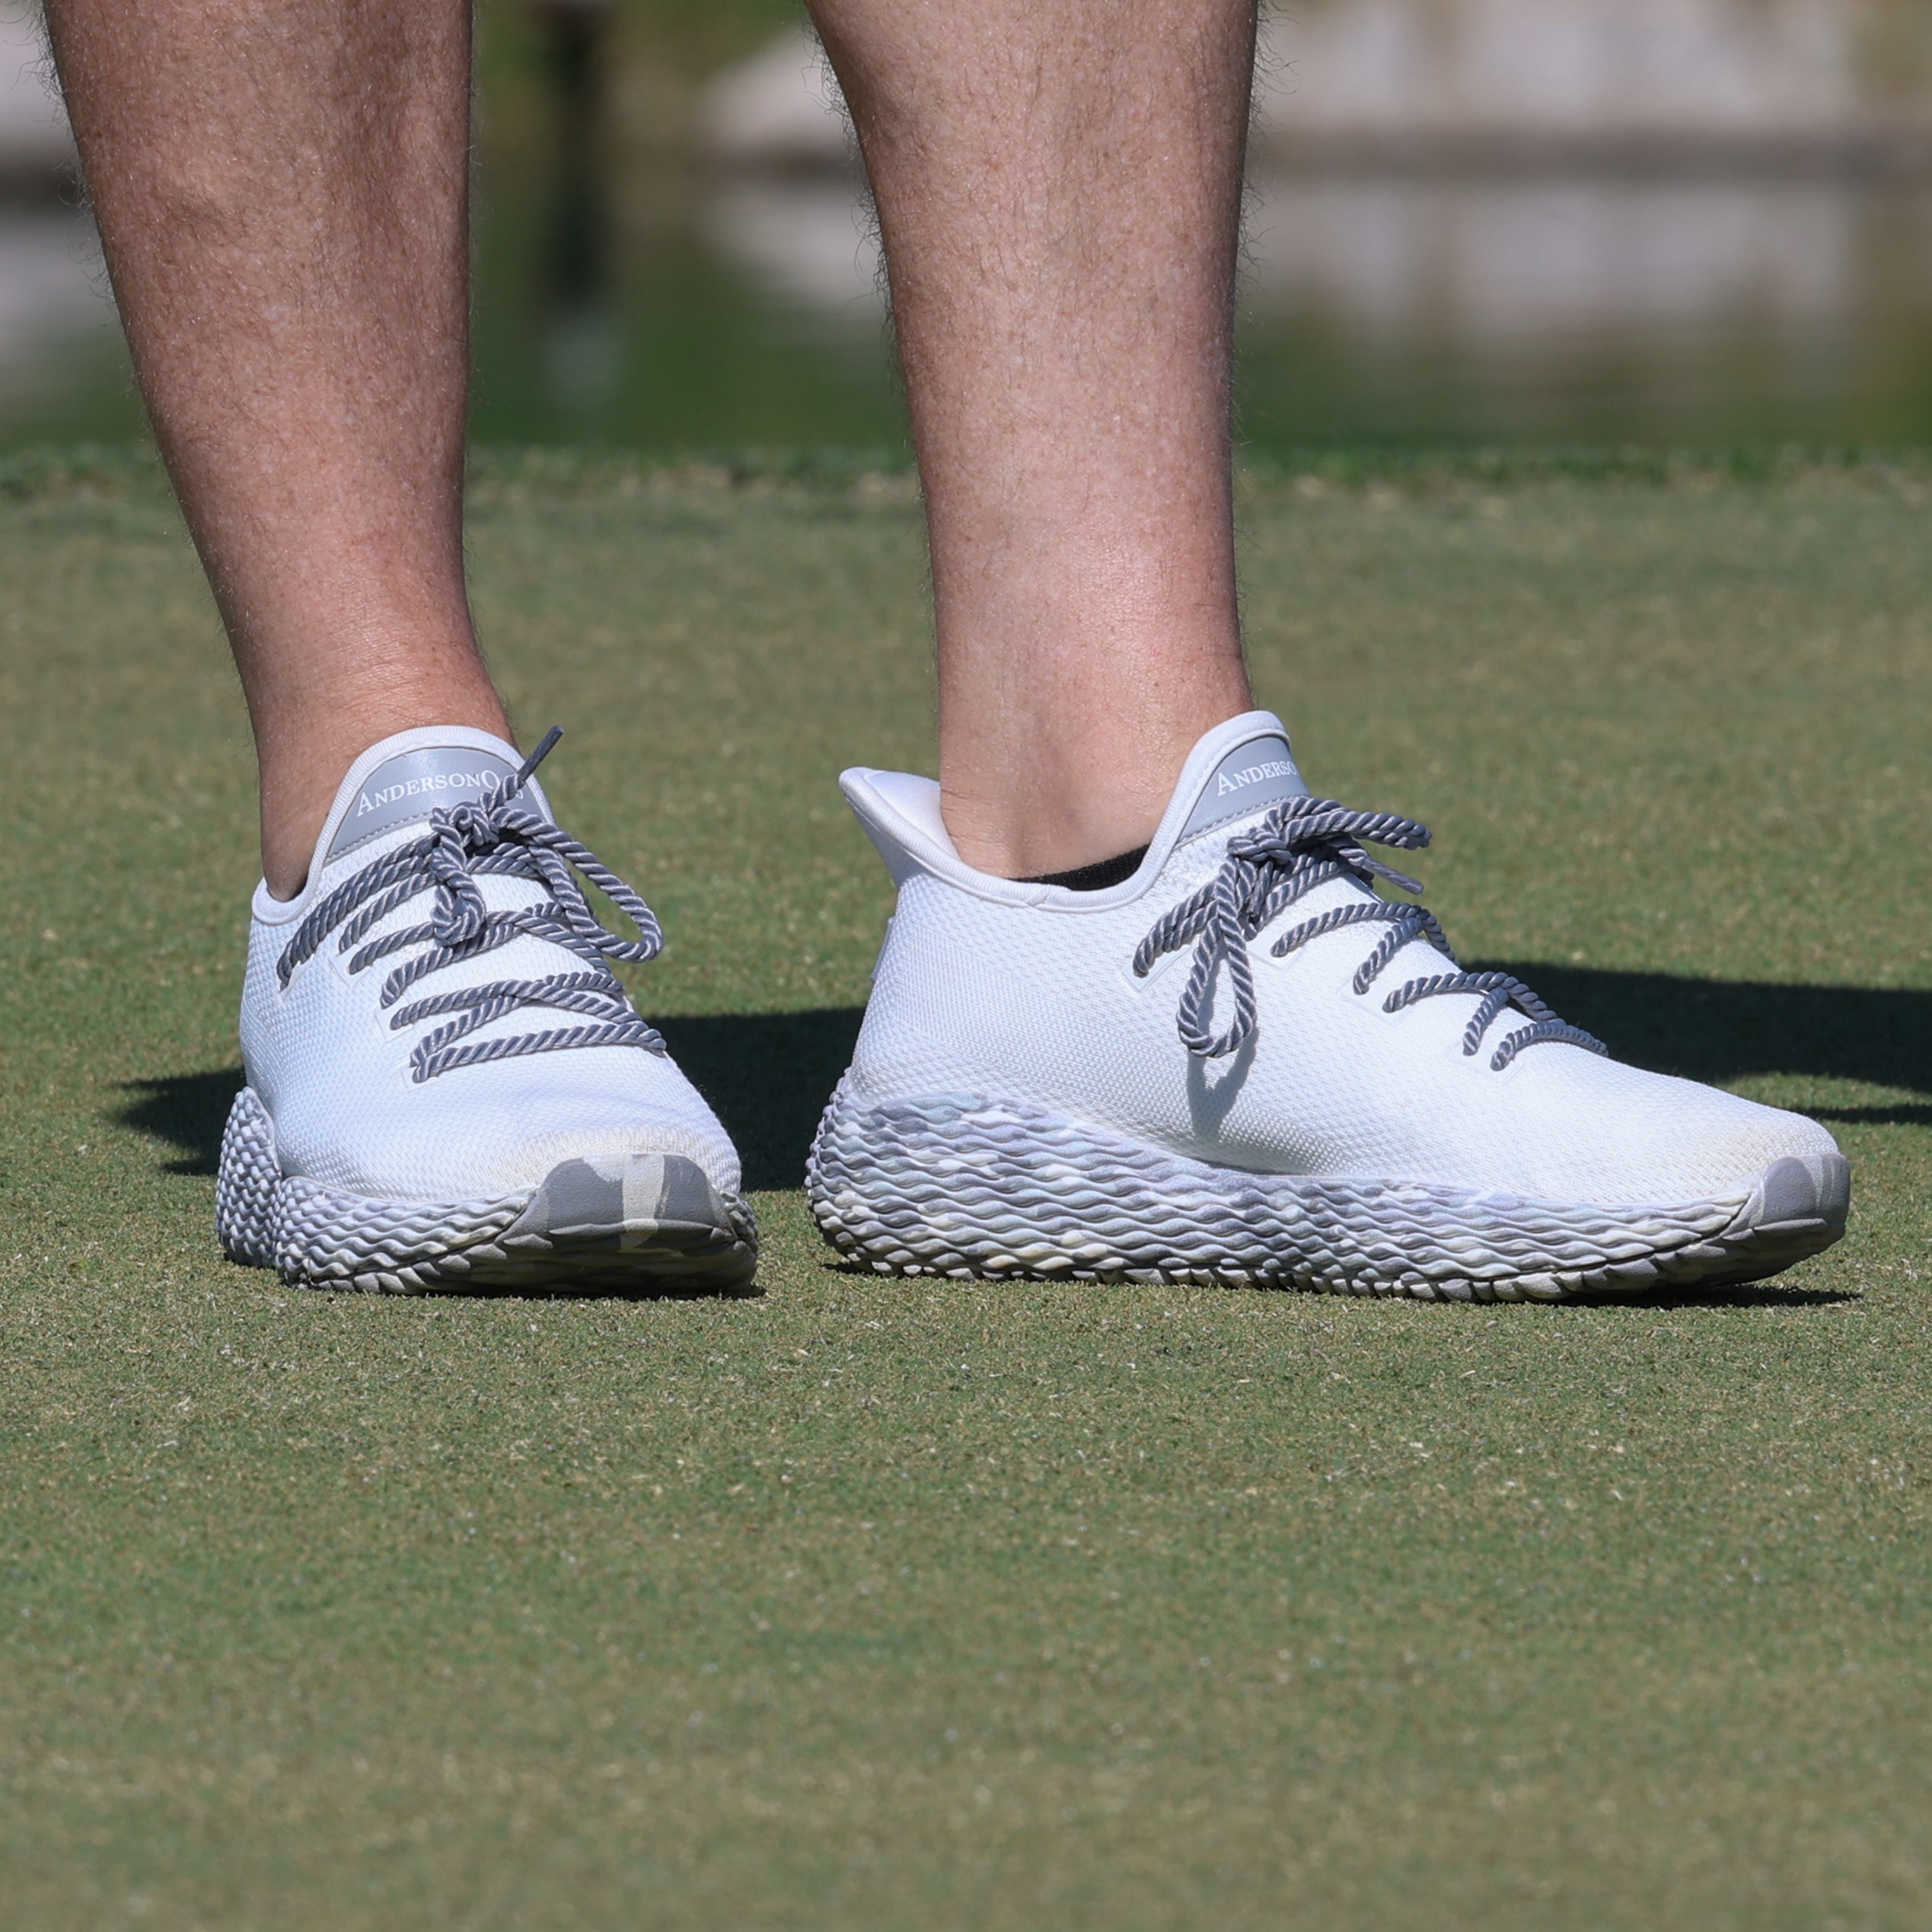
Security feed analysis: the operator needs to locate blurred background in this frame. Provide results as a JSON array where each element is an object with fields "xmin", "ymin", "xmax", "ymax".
[{"xmin": 1, "ymin": 0, "xmax": 1930, "ymax": 451}]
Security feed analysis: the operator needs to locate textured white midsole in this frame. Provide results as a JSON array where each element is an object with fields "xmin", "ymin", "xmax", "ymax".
[
  {"xmin": 806, "ymin": 1083, "xmax": 1840, "ymax": 1300},
  {"xmin": 216, "ymin": 1086, "xmax": 757, "ymax": 1294}
]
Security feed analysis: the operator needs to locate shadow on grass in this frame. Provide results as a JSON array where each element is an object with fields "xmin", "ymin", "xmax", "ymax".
[
  {"xmin": 655, "ymin": 1008, "xmax": 863, "ymax": 1189},
  {"xmin": 111, "ymin": 1009, "xmax": 868, "ymax": 1191},
  {"xmin": 1475, "ymin": 964, "xmax": 1931, "ymax": 1122},
  {"xmin": 1605, "ymin": 1282, "xmax": 1856, "ymax": 1309},
  {"xmin": 117, "ymin": 1066, "xmax": 244, "ymax": 1177},
  {"xmin": 816, "ymin": 1252, "xmax": 1856, "ymax": 1307},
  {"xmin": 113, "ymin": 968, "xmax": 1927, "ymax": 1195}
]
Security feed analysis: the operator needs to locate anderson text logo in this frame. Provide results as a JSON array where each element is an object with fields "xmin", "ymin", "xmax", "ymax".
[
  {"xmin": 1216, "ymin": 757, "xmax": 1298, "ymax": 797},
  {"xmin": 354, "ymin": 769, "xmax": 496, "ymax": 817}
]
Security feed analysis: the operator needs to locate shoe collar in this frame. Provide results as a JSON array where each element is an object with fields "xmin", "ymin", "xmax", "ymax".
[
  {"xmin": 838, "ymin": 709, "xmax": 1308, "ymax": 909},
  {"xmin": 250, "ymin": 725, "xmax": 556, "ymax": 926}
]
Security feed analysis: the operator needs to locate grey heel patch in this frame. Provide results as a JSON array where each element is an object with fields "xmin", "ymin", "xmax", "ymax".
[
  {"xmin": 1749, "ymin": 1153, "xmax": 1851, "ymax": 1234},
  {"xmin": 655, "ymin": 1153, "xmax": 727, "ymax": 1229},
  {"xmin": 513, "ymin": 1153, "xmax": 744, "ymax": 1251},
  {"xmin": 530, "ymin": 1159, "xmax": 626, "ymax": 1242}
]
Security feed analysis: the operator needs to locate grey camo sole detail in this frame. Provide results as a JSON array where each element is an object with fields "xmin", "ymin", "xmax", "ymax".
[
  {"xmin": 805, "ymin": 1086, "xmax": 1849, "ymax": 1301},
  {"xmin": 216, "ymin": 1086, "xmax": 757, "ymax": 1295}
]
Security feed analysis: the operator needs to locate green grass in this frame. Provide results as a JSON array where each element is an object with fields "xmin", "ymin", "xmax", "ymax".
[{"xmin": 1, "ymin": 454, "xmax": 1928, "ymax": 1930}]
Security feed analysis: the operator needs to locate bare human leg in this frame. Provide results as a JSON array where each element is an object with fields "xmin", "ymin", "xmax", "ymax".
[
  {"xmin": 49, "ymin": 1, "xmax": 757, "ymax": 1295},
  {"xmin": 799, "ymin": 7, "xmax": 1850, "ymax": 1305},
  {"xmin": 805, "ymin": 0, "xmax": 1258, "ymax": 878},
  {"xmin": 43, "ymin": 0, "xmax": 505, "ymax": 898}
]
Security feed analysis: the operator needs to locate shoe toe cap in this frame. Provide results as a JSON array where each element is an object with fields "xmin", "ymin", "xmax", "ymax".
[
  {"xmin": 1503, "ymin": 1051, "xmax": 1844, "ymax": 1205},
  {"xmin": 270, "ymin": 1049, "xmax": 741, "ymax": 1203}
]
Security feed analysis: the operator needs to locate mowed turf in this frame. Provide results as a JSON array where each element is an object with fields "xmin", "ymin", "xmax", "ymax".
[{"xmin": 2, "ymin": 453, "xmax": 1929, "ymax": 1931}]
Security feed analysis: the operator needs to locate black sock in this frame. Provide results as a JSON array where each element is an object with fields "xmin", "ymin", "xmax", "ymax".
[{"xmin": 1015, "ymin": 844, "xmax": 1149, "ymax": 891}]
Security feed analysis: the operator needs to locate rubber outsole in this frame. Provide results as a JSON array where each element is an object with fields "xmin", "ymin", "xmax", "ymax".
[
  {"xmin": 216, "ymin": 1086, "xmax": 759, "ymax": 1295},
  {"xmin": 805, "ymin": 1086, "xmax": 1849, "ymax": 1301}
]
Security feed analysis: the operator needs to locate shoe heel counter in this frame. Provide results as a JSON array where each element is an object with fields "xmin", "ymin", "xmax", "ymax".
[
  {"xmin": 838, "ymin": 765, "xmax": 969, "ymax": 1100},
  {"xmin": 237, "ymin": 917, "xmax": 282, "ymax": 1088},
  {"xmin": 843, "ymin": 876, "xmax": 983, "ymax": 1101},
  {"xmin": 839, "ymin": 767, "xmax": 948, "ymax": 887},
  {"xmin": 844, "ymin": 894, "xmax": 913, "ymax": 1095}
]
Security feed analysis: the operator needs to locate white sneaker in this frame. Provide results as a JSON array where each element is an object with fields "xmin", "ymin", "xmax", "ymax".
[
  {"xmin": 215, "ymin": 725, "xmax": 757, "ymax": 1293},
  {"xmin": 808, "ymin": 712, "xmax": 1848, "ymax": 1300}
]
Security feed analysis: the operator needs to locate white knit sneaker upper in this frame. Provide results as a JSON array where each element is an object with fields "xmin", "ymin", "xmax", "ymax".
[
  {"xmin": 837, "ymin": 711, "xmax": 1838, "ymax": 1207},
  {"xmin": 240, "ymin": 726, "xmax": 739, "ymax": 1204}
]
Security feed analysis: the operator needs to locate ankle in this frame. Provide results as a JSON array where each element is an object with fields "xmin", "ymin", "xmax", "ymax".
[
  {"xmin": 939, "ymin": 693, "xmax": 1251, "ymax": 878},
  {"xmin": 942, "ymin": 779, "xmax": 1163, "ymax": 880},
  {"xmin": 256, "ymin": 690, "xmax": 512, "ymax": 898}
]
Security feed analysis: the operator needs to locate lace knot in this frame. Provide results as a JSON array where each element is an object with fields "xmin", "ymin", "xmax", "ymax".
[
  {"xmin": 275, "ymin": 729, "xmax": 670, "ymax": 1082},
  {"xmin": 426, "ymin": 808, "xmax": 497, "ymax": 946}
]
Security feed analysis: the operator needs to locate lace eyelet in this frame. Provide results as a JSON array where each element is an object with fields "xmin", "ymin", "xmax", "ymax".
[{"xmin": 1136, "ymin": 795, "xmax": 1605, "ymax": 1073}]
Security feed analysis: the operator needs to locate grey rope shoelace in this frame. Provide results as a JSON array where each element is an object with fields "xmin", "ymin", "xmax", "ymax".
[
  {"xmin": 277, "ymin": 728, "xmax": 671, "ymax": 1084},
  {"xmin": 1133, "ymin": 795, "xmax": 1608, "ymax": 1069}
]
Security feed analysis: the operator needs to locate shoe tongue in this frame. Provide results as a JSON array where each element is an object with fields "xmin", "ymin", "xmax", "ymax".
[
  {"xmin": 1178, "ymin": 727, "xmax": 1309, "ymax": 843},
  {"xmin": 324, "ymin": 741, "xmax": 528, "ymax": 866}
]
